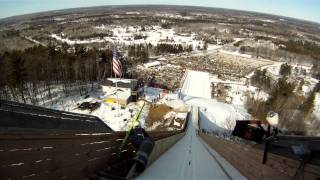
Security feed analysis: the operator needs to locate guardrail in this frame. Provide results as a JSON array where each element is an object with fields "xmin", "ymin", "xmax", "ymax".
[
  {"xmin": 0, "ymin": 100, "xmax": 112, "ymax": 133},
  {"xmin": 0, "ymin": 130, "xmax": 184, "ymax": 180},
  {"xmin": 199, "ymin": 132, "xmax": 320, "ymax": 180},
  {"xmin": 268, "ymin": 135, "xmax": 320, "ymax": 166}
]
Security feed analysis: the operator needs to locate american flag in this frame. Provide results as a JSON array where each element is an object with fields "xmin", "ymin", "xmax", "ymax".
[{"xmin": 112, "ymin": 50, "xmax": 122, "ymax": 77}]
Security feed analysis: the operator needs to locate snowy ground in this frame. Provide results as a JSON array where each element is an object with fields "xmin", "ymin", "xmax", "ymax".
[
  {"xmin": 314, "ymin": 93, "xmax": 320, "ymax": 117},
  {"xmin": 219, "ymin": 49, "xmax": 252, "ymax": 58},
  {"xmin": 181, "ymin": 71, "xmax": 250, "ymax": 132},
  {"xmin": 51, "ymin": 25, "xmax": 206, "ymax": 50},
  {"xmin": 160, "ymin": 93, "xmax": 189, "ymax": 112},
  {"xmin": 210, "ymin": 75, "xmax": 269, "ymax": 104},
  {"xmin": 188, "ymin": 98, "xmax": 250, "ymax": 132},
  {"xmin": 43, "ymin": 89, "xmax": 147, "ymax": 131},
  {"xmin": 42, "ymin": 85, "xmax": 189, "ymax": 131},
  {"xmin": 245, "ymin": 61, "xmax": 283, "ymax": 79}
]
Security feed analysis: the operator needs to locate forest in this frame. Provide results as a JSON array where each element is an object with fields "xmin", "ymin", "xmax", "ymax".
[
  {"xmin": 0, "ymin": 40, "xmax": 197, "ymax": 105},
  {"xmin": 0, "ymin": 44, "xmax": 114, "ymax": 105},
  {"xmin": 127, "ymin": 43, "xmax": 193, "ymax": 63},
  {"xmin": 240, "ymin": 37, "xmax": 320, "ymax": 64}
]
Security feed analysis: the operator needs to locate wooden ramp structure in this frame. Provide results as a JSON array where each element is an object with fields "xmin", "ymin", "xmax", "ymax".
[
  {"xmin": 0, "ymin": 100, "xmax": 189, "ymax": 179},
  {"xmin": 199, "ymin": 132, "xmax": 320, "ymax": 180},
  {"xmin": 0, "ymin": 100, "xmax": 112, "ymax": 133},
  {"xmin": 0, "ymin": 130, "xmax": 188, "ymax": 179}
]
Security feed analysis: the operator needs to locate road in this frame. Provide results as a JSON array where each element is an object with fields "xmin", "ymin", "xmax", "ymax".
[{"xmin": 138, "ymin": 71, "xmax": 245, "ymax": 180}]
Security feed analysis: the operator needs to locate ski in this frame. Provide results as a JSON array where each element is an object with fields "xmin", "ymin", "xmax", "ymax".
[{"xmin": 118, "ymin": 101, "xmax": 145, "ymax": 157}]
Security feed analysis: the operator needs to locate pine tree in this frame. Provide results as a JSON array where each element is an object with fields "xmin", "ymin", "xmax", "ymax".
[
  {"xmin": 7, "ymin": 50, "xmax": 28, "ymax": 103},
  {"xmin": 279, "ymin": 63, "xmax": 292, "ymax": 77},
  {"xmin": 300, "ymin": 89, "xmax": 316, "ymax": 116},
  {"xmin": 267, "ymin": 77, "xmax": 295, "ymax": 107}
]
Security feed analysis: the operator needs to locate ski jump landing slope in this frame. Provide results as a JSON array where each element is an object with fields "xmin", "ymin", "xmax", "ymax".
[{"xmin": 180, "ymin": 70, "xmax": 211, "ymax": 99}]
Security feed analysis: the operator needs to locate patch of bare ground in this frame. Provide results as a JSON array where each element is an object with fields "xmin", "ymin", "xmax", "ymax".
[
  {"xmin": 147, "ymin": 104, "xmax": 172, "ymax": 124},
  {"xmin": 145, "ymin": 104, "xmax": 186, "ymax": 131}
]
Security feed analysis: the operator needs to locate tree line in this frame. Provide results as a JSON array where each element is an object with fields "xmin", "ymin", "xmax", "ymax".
[
  {"xmin": 127, "ymin": 43, "xmax": 193, "ymax": 63},
  {"xmin": 239, "ymin": 37, "xmax": 320, "ymax": 65},
  {"xmin": 0, "ymin": 44, "xmax": 114, "ymax": 104},
  {"xmin": 154, "ymin": 43, "xmax": 193, "ymax": 55}
]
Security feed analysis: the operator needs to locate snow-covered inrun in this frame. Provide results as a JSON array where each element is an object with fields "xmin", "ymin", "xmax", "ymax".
[
  {"xmin": 138, "ymin": 107, "xmax": 244, "ymax": 180},
  {"xmin": 138, "ymin": 70, "xmax": 246, "ymax": 179}
]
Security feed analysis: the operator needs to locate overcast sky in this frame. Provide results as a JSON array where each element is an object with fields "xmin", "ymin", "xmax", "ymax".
[{"xmin": 0, "ymin": 0, "xmax": 319, "ymax": 23}]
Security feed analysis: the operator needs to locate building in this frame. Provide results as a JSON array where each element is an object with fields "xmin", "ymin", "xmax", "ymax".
[{"xmin": 101, "ymin": 78, "xmax": 138, "ymax": 105}]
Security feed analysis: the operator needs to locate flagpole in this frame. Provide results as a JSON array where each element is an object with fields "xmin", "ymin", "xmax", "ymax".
[
  {"xmin": 113, "ymin": 47, "xmax": 121, "ymax": 115},
  {"xmin": 110, "ymin": 55, "xmax": 113, "ymax": 78},
  {"xmin": 115, "ymin": 74, "xmax": 120, "ymax": 115}
]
